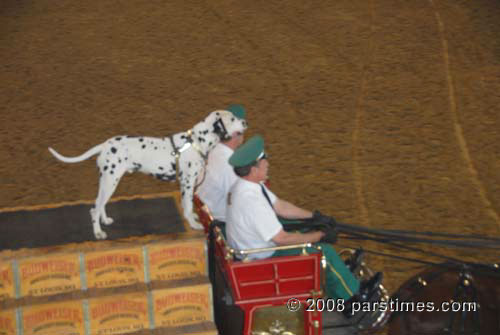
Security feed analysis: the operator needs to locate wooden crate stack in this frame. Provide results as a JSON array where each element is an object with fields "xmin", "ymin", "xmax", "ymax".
[{"xmin": 0, "ymin": 232, "xmax": 218, "ymax": 335}]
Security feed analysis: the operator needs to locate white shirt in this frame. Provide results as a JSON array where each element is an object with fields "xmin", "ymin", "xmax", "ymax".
[
  {"xmin": 226, "ymin": 178, "xmax": 281, "ymax": 260},
  {"xmin": 196, "ymin": 144, "xmax": 237, "ymax": 221}
]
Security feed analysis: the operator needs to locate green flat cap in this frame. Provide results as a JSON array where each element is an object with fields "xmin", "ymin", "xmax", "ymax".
[
  {"xmin": 229, "ymin": 135, "xmax": 265, "ymax": 167},
  {"xmin": 227, "ymin": 104, "xmax": 246, "ymax": 119}
]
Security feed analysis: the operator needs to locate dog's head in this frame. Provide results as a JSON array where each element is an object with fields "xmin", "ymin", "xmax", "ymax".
[{"xmin": 207, "ymin": 110, "xmax": 248, "ymax": 141}]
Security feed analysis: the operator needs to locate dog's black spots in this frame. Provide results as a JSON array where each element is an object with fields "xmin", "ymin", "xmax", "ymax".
[
  {"xmin": 118, "ymin": 159, "xmax": 122, "ymax": 163},
  {"xmin": 116, "ymin": 137, "xmax": 122, "ymax": 141},
  {"xmin": 194, "ymin": 171, "xmax": 198, "ymax": 176},
  {"xmin": 106, "ymin": 159, "xmax": 109, "ymax": 163},
  {"xmin": 104, "ymin": 166, "xmax": 108, "ymax": 171},
  {"xmin": 186, "ymin": 185, "xmax": 191, "ymax": 190},
  {"xmin": 202, "ymin": 130, "xmax": 209, "ymax": 135},
  {"xmin": 159, "ymin": 166, "xmax": 164, "ymax": 170},
  {"xmin": 208, "ymin": 141, "xmax": 212, "ymax": 146},
  {"xmin": 179, "ymin": 171, "xmax": 183, "ymax": 178},
  {"xmin": 188, "ymin": 162, "xmax": 191, "ymax": 168},
  {"xmin": 181, "ymin": 191, "xmax": 185, "ymax": 196},
  {"xmin": 110, "ymin": 170, "xmax": 114, "ymax": 175},
  {"xmin": 132, "ymin": 162, "xmax": 142, "ymax": 172},
  {"xmin": 154, "ymin": 173, "xmax": 176, "ymax": 181},
  {"xmin": 154, "ymin": 147, "xmax": 158, "ymax": 150},
  {"xmin": 231, "ymin": 117, "xmax": 235, "ymax": 121},
  {"xmin": 111, "ymin": 147, "xmax": 117, "ymax": 154},
  {"xmin": 180, "ymin": 135, "xmax": 187, "ymax": 140},
  {"xmin": 198, "ymin": 137, "xmax": 205, "ymax": 143},
  {"xmin": 171, "ymin": 163, "xmax": 176, "ymax": 171},
  {"xmin": 216, "ymin": 112, "xmax": 220, "ymax": 116},
  {"xmin": 142, "ymin": 144, "xmax": 146, "ymax": 149},
  {"xmin": 111, "ymin": 164, "xmax": 115, "ymax": 168},
  {"xmin": 139, "ymin": 138, "xmax": 144, "ymax": 142},
  {"xmin": 125, "ymin": 157, "xmax": 128, "ymax": 160}
]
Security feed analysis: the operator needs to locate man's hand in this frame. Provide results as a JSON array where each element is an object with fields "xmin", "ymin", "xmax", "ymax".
[
  {"xmin": 319, "ymin": 227, "xmax": 337, "ymax": 244},
  {"xmin": 310, "ymin": 210, "xmax": 337, "ymax": 230},
  {"xmin": 310, "ymin": 211, "xmax": 337, "ymax": 244}
]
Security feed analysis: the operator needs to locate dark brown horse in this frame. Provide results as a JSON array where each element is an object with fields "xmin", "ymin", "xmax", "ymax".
[{"xmin": 388, "ymin": 262, "xmax": 500, "ymax": 335}]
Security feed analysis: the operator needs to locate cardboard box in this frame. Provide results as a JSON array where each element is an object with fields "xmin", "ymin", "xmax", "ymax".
[
  {"xmin": 85, "ymin": 248, "xmax": 145, "ymax": 289},
  {"xmin": 152, "ymin": 282, "xmax": 212, "ymax": 328},
  {"xmin": 0, "ymin": 309, "xmax": 16, "ymax": 335},
  {"xmin": 89, "ymin": 292, "xmax": 149, "ymax": 335},
  {"xmin": 18, "ymin": 254, "xmax": 81, "ymax": 297},
  {"xmin": 22, "ymin": 300, "xmax": 84, "ymax": 335},
  {"xmin": 148, "ymin": 240, "xmax": 207, "ymax": 281},
  {"xmin": 0, "ymin": 262, "xmax": 14, "ymax": 301}
]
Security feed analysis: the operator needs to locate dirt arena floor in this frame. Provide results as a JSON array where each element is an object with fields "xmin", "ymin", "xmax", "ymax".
[{"xmin": 1, "ymin": 0, "xmax": 499, "ymax": 293}]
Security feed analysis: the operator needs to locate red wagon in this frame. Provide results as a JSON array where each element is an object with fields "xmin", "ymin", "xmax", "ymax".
[{"xmin": 194, "ymin": 196, "xmax": 390, "ymax": 335}]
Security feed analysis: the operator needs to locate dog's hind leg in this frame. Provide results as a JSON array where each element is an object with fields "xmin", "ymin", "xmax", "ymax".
[
  {"xmin": 102, "ymin": 208, "xmax": 114, "ymax": 225},
  {"xmin": 91, "ymin": 180, "xmax": 107, "ymax": 240},
  {"xmin": 92, "ymin": 170, "xmax": 124, "ymax": 239}
]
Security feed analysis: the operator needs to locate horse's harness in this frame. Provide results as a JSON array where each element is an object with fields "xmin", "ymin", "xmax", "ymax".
[{"xmin": 395, "ymin": 264, "xmax": 482, "ymax": 335}]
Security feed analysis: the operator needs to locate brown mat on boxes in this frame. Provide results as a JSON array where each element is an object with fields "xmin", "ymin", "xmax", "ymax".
[{"xmin": 0, "ymin": 195, "xmax": 185, "ymax": 251}]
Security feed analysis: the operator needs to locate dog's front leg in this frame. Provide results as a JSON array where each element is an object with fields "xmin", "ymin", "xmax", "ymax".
[{"xmin": 180, "ymin": 177, "xmax": 204, "ymax": 230}]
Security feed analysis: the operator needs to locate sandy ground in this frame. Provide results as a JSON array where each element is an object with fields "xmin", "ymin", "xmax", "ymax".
[{"xmin": 1, "ymin": 0, "xmax": 499, "ymax": 294}]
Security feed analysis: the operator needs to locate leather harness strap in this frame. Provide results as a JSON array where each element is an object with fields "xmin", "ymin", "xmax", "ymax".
[{"xmin": 169, "ymin": 129, "xmax": 208, "ymax": 183}]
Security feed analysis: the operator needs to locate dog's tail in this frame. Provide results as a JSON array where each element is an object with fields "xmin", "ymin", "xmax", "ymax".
[{"xmin": 48, "ymin": 144, "xmax": 103, "ymax": 163}]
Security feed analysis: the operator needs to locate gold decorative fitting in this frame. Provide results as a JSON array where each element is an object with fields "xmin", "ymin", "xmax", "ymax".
[
  {"xmin": 250, "ymin": 320, "xmax": 296, "ymax": 335},
  {"xmin": 310, "ymin": 290, "xmax": 322, "ymax": 297},
  {"xmin": 463, "ymin": 279, "xmax": 470, "ymax": 286},
  {"xmin": 224, "ymin": 252, "xmax": 233, "ymax": 261},
  {"xmin": 269, "ymin": 320, "xmax": 285, "ymax": 334},
  {"xmin": 494, "ymin": 263, "xmax": 499, "ymax": 268},
  {"xmin": 321, "ymin": 257, "xmax": 327, "ymax": 269},
  {"xmin": 418, "ymin": 277, "xmax": 427, "ymax": 286}
]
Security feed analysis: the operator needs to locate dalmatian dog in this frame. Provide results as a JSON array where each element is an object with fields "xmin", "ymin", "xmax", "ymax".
[{"xmin": 48, "ymin": 110, "xmax": 247, "ymax": 239}]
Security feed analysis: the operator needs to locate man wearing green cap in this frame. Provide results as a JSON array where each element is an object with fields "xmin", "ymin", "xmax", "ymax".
[
  {"xmin": 226, "ymin": 135, "xmax": 382, "ymax": 313},
  {"xmin": 196, "ymin": 104, "xmax": 247, "ymax": 221}
]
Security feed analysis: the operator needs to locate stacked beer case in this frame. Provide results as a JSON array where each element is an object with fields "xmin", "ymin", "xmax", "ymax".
[{"xmin": 0, "ymin": 232, "xmax": 217, "ymax": 335}]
